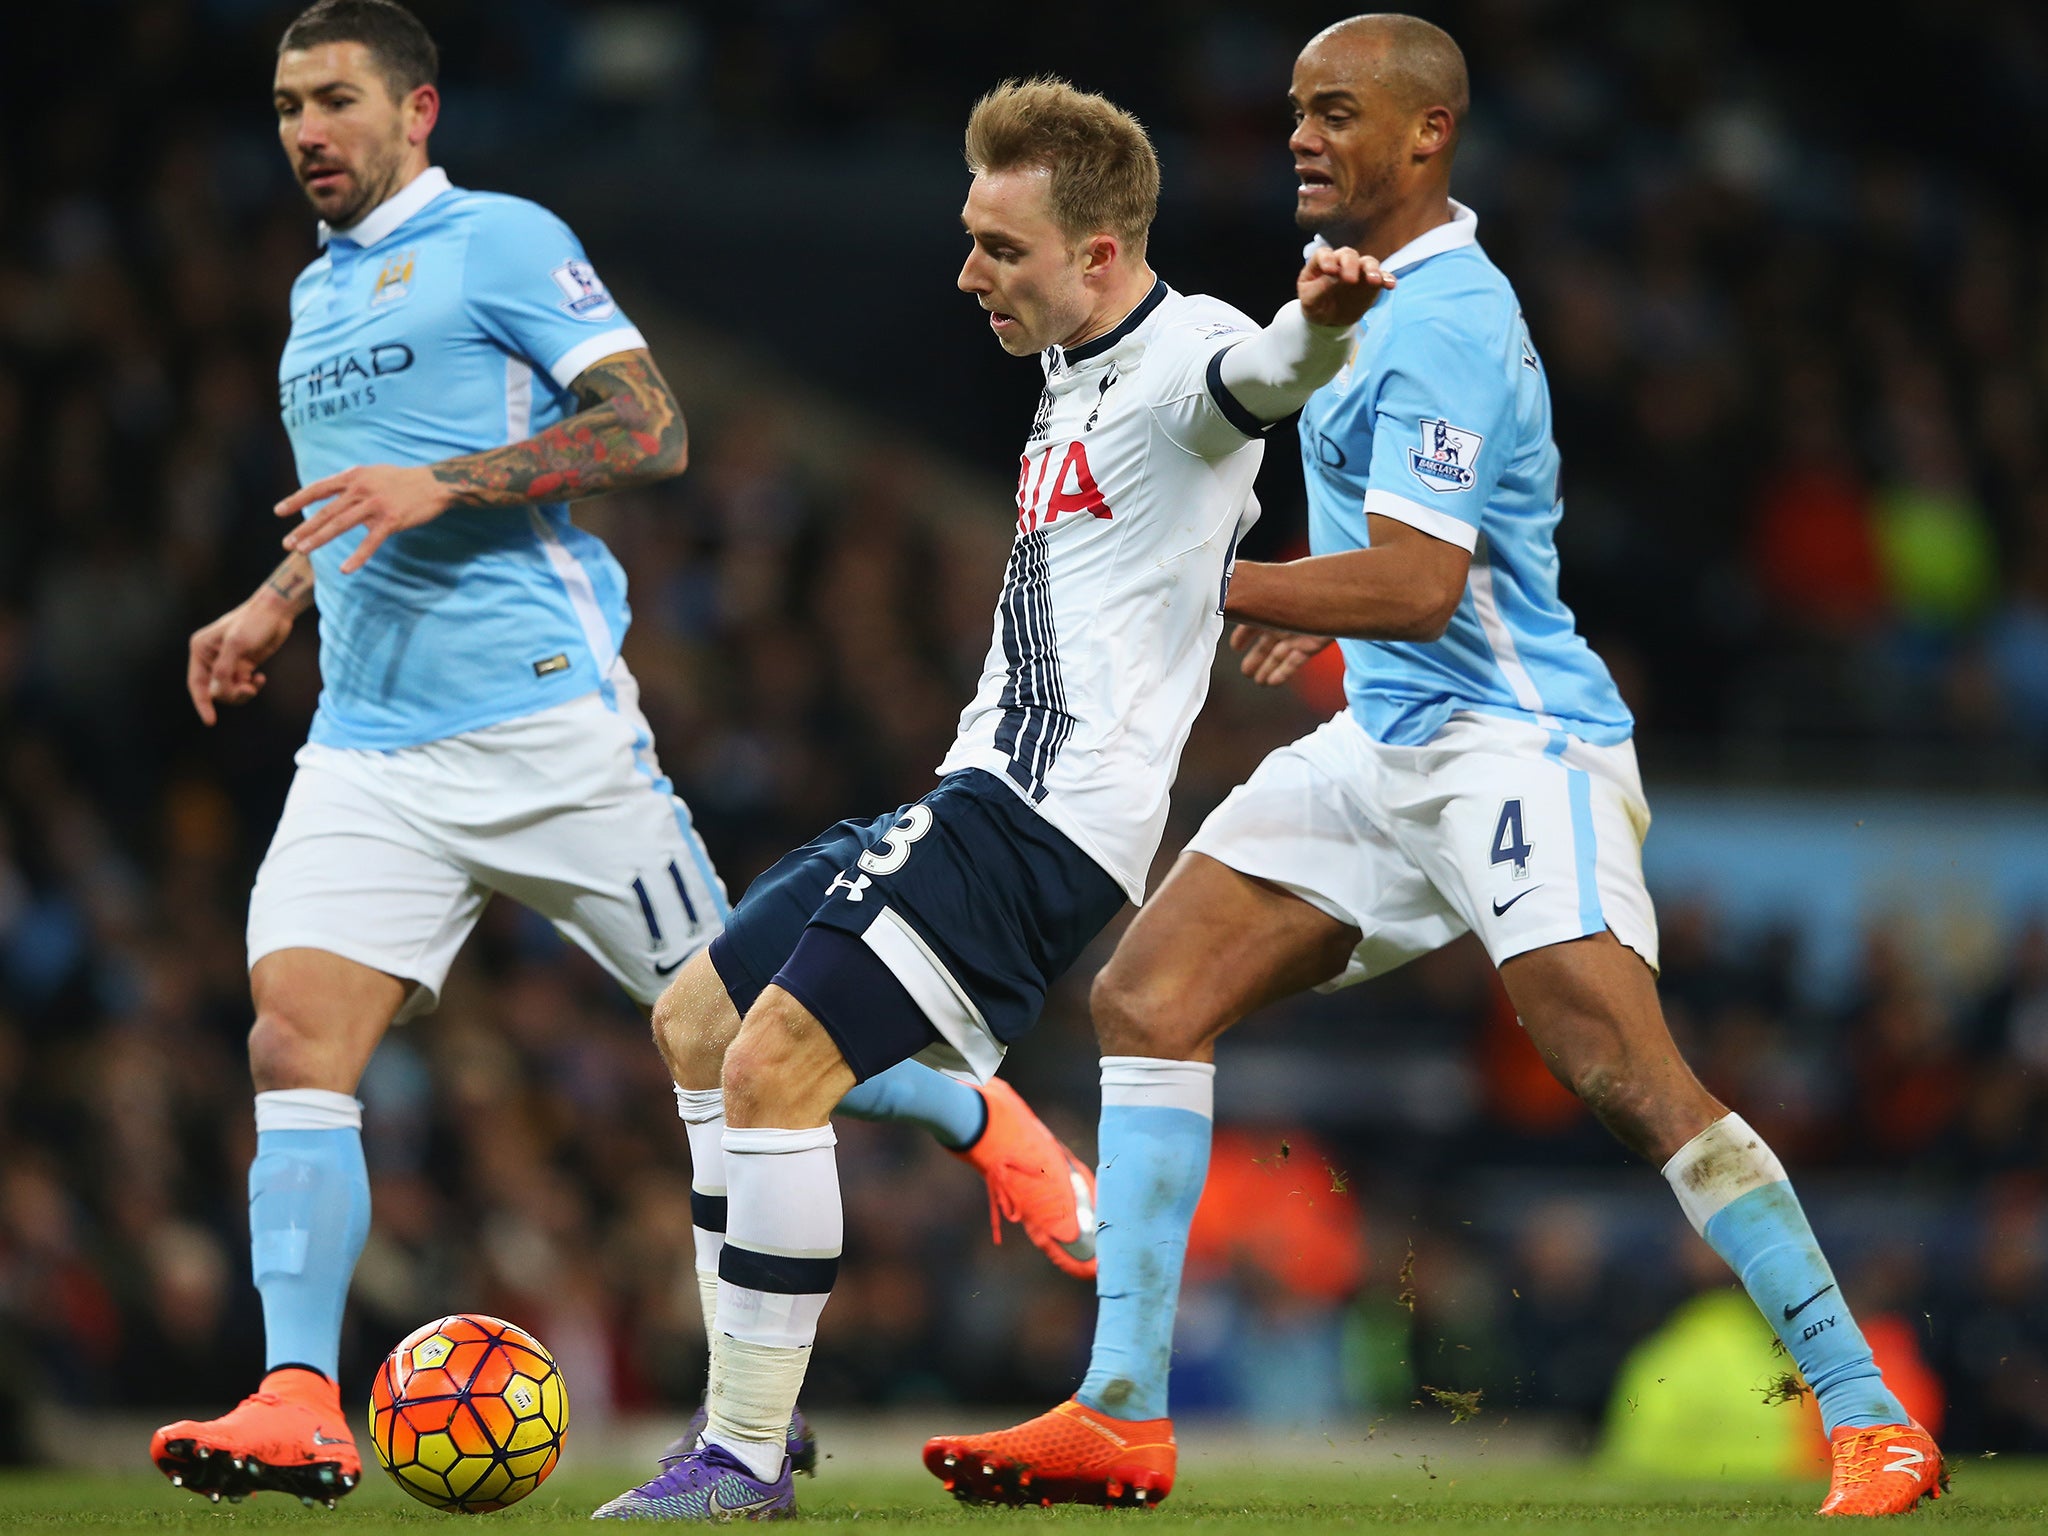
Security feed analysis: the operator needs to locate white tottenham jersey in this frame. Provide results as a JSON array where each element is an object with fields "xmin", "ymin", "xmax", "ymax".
[{"xmin": 938, "ymin": 279, "xmax": 1269, "ymax": 903}]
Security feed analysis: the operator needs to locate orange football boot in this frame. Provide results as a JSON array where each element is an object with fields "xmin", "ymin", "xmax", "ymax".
[
  {"xmin": 151, "ymin": 1366, "xmax": 362, "ymax": 1507},
  {"xmin": 953, "ymin": 1078, "xmax": 1097, "ymax": 1280},
  {"xmin": 924, "ymin": 1398, "xmax": 1175, "ymax": 1507},
  {"xmin": 1818, "ymin": 1420, "xmax": 1947, "ymax": 1516}
]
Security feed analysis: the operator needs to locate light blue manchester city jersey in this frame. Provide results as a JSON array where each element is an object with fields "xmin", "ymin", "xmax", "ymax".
[
  {"xmin": 278, "ymin": 167, "xmax": 647, "ymax": 749},
  {"xmin": 1299, "ymin": 202, "xmax": 1632, "ymax": 748}
]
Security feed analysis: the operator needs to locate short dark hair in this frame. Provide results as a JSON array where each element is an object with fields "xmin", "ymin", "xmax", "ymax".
[{"xmin": 279, "ymin": 0, "xmax": 438, "ymax": 99}]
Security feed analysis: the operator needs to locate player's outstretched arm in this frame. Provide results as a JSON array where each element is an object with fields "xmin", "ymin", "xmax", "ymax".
[
  {"xmin": 1212, "ymin": 247, "xmax": 1392, "ymax": 429},
  {"xmin": 185, "ymin": 554, "xmax": 312, "ymax": 725},
  {"xmin": 1224, "ymin": 514, "xmax": 1470, "ymax": 643},
  {"xmin": 275, "ymin": 349, "xmax": 687, "ymax": 574}
]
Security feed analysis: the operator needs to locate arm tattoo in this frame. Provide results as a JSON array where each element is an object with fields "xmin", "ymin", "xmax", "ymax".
[
  {"xmin": 429, "ymin": 350, "xmax": 687, "ymax": 507},
  {"xmin": 262, "ymin": 553, "xmax": 316, "ymax": 614}
]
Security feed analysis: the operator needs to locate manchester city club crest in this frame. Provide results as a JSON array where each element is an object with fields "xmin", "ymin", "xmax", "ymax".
[
  {"xmin": 369, "ymin": 249, "xmax": 416, "ymax": 308},
  {"xmin": 1407, "ymin": 416, "xmax": 1483, "ymax": 492}
]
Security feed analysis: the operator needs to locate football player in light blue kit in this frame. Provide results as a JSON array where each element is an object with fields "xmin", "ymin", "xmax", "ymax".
[
  {"xmin": 930, "ymin": 16, "xmax": 1942, "ymax": 1519},
  {"xmin": 153, "ymin": 0, "xmax": 1086, "ymax": 1508}
]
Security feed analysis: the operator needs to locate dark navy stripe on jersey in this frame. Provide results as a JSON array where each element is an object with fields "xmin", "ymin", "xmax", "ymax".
[
  {"xmin": 1206, "ymin": 343, "xmax": 1273, "ymax": 438},
  {"xmin": 718, "ymin": 1242, "xmax": 839, "ymax": 1296},
  {"xmin": 690, "ymin": 1190, "xmax": 728, "ymax": 1233},
  {"xmin": 993, "ymin": 530, "xmax": 1073, "ymax": 801}
]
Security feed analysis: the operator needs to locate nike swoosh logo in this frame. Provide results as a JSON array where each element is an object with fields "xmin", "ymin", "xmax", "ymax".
[
  {"xmin": 708, "ymin": 1484, "xmax": 779, "ymax": 1518},
  {"xmin": 1784, "ymin": 1283, "xmax": 1835, "ymax": 1321},
  {"xmin": 654, "ymin": 957, "xmax": 686, "ymax": 975},
  {"xmin": 1491, "ymin": 886, "xmax": 1543, "ymax": 917},
  {"xmin": 311, "ymin": 1430, "xmax": 350, "ymax": 1446}
]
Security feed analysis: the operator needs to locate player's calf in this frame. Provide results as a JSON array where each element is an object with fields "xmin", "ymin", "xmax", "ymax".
[{"xmin": 1499, "ymin": 932, "xmax": 1722, "ymax": 1165}]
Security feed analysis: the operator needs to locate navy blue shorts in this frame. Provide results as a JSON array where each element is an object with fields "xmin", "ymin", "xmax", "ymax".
[{"xmin": 706, "ymin": 768, "xmax": 1126, "ymax": 1081}]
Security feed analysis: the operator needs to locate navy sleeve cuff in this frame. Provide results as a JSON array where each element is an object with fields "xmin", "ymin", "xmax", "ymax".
[{"xmin": 1205, "ymin": 343, "xmax": 1273, "ymax": 438}]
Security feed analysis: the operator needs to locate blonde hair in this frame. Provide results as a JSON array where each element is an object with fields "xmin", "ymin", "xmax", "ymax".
[{"xmin": 964, "ymin": 77, "xmax": 1159, "ymax": 254}]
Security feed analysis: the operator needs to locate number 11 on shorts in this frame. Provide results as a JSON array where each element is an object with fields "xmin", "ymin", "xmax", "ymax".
[{"xmin": 1491, "ymin": 798, "xmax": 1533, "ymax": 880}]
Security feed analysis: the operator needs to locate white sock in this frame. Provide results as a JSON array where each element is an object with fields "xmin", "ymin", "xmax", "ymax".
[
  {"xmin": 706, "ymin": 1124, "xmax": 840, "ymax": 1480},
  {"xmin": 675, "ymin": 1086, "xmax": 726, "ymax": 1338}
]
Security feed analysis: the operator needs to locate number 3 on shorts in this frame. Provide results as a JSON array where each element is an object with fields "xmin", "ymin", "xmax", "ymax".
[
  {"xmin": 859, "ymin": 804, "xmax": 934, "ymax": 876},
  {"xmin": 1491, "ymin": 798, "xmax": 1533, "ymax": 879}
]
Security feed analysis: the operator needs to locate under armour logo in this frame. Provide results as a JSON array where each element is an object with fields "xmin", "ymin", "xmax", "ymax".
[{"xmin": 825, "ymin": 871, "xmax": 872, "ymax": 902}]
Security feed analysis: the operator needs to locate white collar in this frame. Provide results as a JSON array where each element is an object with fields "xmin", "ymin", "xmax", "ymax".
[
  {"xmin": 1382, "ymin": 199, "xmax": 1479, "ymax": 274},
  {"xmin": 1303, "ymin": 198, "xmax": 1480, "ymax": 275},
  {"xmin": 319, "ymin": 166, "xmax": 452, "ymax": 249}
]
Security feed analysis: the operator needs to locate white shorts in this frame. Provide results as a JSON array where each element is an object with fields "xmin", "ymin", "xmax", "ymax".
[
  {"xmin": 247, "ymin": 665, "xmax": 728, "ymax": 1019},
  {"xmin": 1186, "ymin": 709, "xmax": 1658, "ymax": 990}
]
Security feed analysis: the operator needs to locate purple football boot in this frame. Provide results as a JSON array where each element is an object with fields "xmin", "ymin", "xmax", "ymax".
[
  {"xmin": 659, "ymin": 1406, "xmax": 816, "ymax": 1476},
  {"xmin": 593, "ymin": 1442, "xmax": 795, "ymax": 1521}
]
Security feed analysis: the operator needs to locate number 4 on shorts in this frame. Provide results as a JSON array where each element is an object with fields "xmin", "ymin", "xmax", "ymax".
[{"xmin": 1491, "ymin": 798, "xmax": 1533, "ymax": 880}]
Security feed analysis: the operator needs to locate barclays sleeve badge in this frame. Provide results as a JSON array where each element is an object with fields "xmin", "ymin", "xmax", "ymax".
[
  {"xmin": 1407, "ymin": 417, "xmax": 1483, "ymax": 492},
  {"xmin": 550, "ymin": 259, "xmax": 619, "ymax": 321}
]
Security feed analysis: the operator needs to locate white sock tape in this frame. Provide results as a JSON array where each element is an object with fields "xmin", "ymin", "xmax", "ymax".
[
  {"xmin": 1100, "ymin": 1055, "xmax": 1216, "ymax": 1117},
  {"xmin": 254, "ymin": 1088, "xmax": 363, "ymax": 1133},
  {"xmin": 706, "ymin": 1334, "xmax": 812, "ymax": 1480},
  {"xmin": 1661, "ymin": 1112, "xmax": 1788, "ymax": 1234}
]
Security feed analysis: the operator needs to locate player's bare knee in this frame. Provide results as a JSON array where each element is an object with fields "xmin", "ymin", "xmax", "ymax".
[
  {"xmin": 649, "ymin": 982, "xmax": 684, "ymax": 1069},
  {"xmin": 651, "ymin": 955, "xmax": 735, "ymax": 1089},
  {"xmin": 721, "ymin": 992, "xmax": 845, "ymax": 1126},
  {"xmin": 1090, "ymin": 964, "xmax": 1205, "ymax": 1059},
  {"xmin": 247, "ymin": 1009, "xmax": 322, "ymax": 1092}
]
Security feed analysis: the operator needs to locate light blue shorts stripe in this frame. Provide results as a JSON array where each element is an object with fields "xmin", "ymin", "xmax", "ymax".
[{"xmin": 1566, "ymin": 765, "xmax": 1602, "ymax": 934}]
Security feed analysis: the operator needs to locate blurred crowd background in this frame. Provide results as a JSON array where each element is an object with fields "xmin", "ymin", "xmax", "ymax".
[{"xmin": 0, "ymin": 0, "xmax": 2045, "ymax": 1466}]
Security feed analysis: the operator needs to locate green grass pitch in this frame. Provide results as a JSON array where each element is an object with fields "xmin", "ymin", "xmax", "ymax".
[{"xmin": 1, "ymin": 1461, "xmax": 2044, "ymax": 1535}]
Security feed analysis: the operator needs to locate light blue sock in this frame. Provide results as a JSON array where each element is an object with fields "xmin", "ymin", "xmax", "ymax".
[
  {"xmin": 250, "ymin": 1090, "xmax": 372, "ymax": 1381},
  {"xmin": 1076, "ymin": 1057, "xmax": 1215, "ymax": 1422},
  {"xmin": 836, "ymin": 1059, "xmax": 987, "ymax": 1149},
  {"xmin": 1666, "ymin": 1113, "xmax": 1907, "ymax": 1434}
]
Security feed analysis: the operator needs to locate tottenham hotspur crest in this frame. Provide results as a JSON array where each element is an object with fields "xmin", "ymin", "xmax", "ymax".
[{"xmin": 1407, "ymin": 417, "xmax": 1483, "ymax": 493}]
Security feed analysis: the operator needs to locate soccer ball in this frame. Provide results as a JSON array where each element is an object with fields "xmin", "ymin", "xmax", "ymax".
[{"xmin": 369, "ymin": 1314, "xmax": 569, "ymax": 1513}]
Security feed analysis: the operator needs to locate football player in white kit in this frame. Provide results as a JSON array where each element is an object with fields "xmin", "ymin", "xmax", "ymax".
[
  {"xmin": 151, "ymin": 0, "xmax": 1099, "ymax": 1508},
  {"xmin": 593, "ymin": 77, "xmax": 1393, "ymax": 1520},
  {"xmin": 926, "ymin": 15, "xmax": 1944, "ymax": 1520}
]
